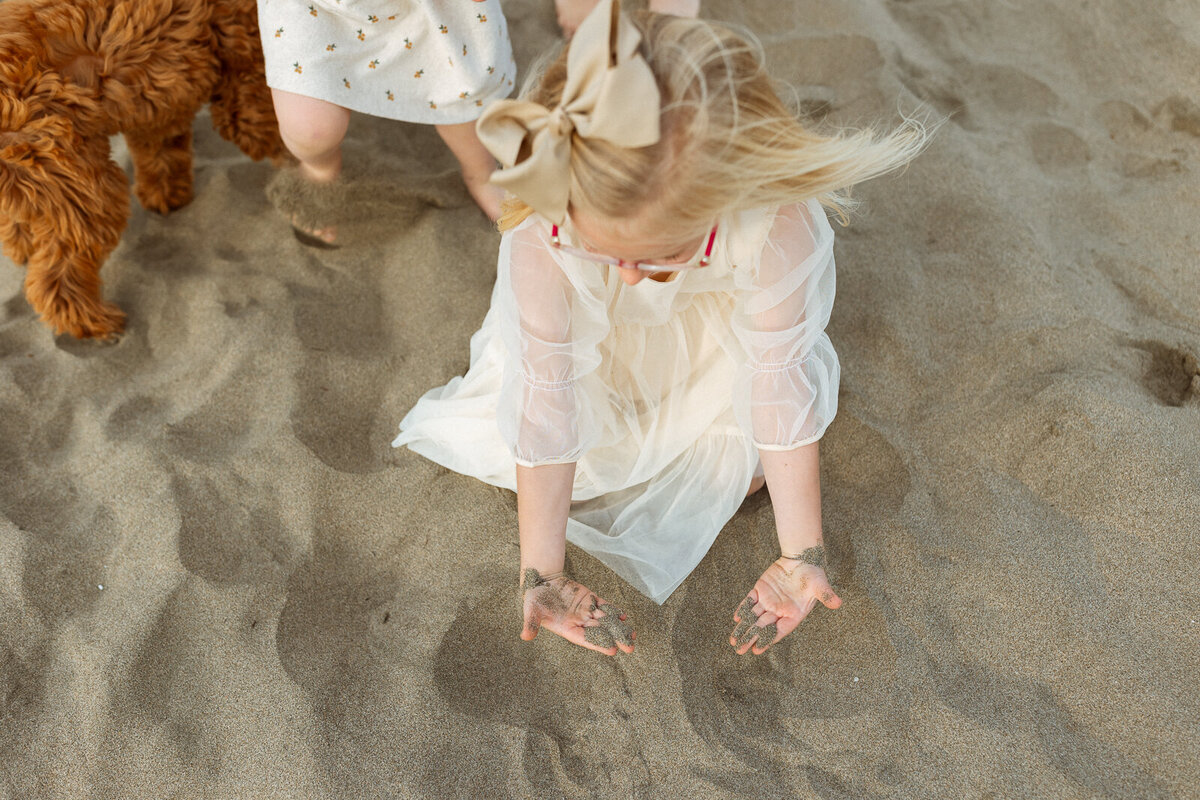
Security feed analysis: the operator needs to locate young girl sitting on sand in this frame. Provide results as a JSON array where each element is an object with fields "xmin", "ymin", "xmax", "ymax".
[
  {"xmin": 257, "ymin": 0, "xmax": 518, "ymax": 242},
  {"xmin": 394, "ymin": 0, "xmax": 930, "ymax": 656}
]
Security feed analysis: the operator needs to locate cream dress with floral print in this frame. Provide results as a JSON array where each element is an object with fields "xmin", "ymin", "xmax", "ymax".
[
  {"xmin": 394, "ymin": 201, "xmax": 840, "ymax": 603},
  {"xmin": 258, "ymin": 0, "xmax": 517, "ymax": 124}
]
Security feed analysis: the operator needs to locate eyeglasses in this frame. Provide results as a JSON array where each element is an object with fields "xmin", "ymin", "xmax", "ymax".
[{"xmin": 549, "ymin": 224, "xmax": 717, "ymax": 273}]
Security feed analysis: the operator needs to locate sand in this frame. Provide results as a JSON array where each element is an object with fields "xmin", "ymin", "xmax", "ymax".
[{"xmin": 2, "ymin": 0, "xmax": 1198, "ymax": 797}]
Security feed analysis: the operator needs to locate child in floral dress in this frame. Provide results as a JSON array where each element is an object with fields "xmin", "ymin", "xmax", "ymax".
[{"xmin": 258, "ymin": 0, "xmax": 518, "ymax": 241}]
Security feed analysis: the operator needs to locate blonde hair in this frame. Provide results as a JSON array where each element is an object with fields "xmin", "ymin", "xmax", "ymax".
[{"xmin": 498, "ymin": 11, "xmax": 932, "ymax": 234}]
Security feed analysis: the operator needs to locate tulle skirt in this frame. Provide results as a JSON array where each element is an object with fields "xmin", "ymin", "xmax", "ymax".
[{"xmin": 395, "ymin": 282, "xmax": 762, "ymax": 603}]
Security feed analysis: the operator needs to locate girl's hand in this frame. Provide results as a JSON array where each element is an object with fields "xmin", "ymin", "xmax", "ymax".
[
  {"xmin": 521, "ymin": 568, "xmax": 635, "ymax": 655},
  {"xmin": 729, "ymin": 555, "xmax": 842, "ymax": 655}
]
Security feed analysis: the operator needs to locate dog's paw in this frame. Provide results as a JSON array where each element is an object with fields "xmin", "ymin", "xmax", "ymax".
[
  {"xmin": 136, "ymin": 180, "xmax": 194, "ymax": 215},
  {"xmin": 48, "ymin": 302, "xmax": 126, "ymax": 342}
]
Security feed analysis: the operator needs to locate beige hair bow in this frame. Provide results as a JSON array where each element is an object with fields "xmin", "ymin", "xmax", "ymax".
[{"xmin": 476, "ymin": 0, "xmax": 661, "ymax": 224}]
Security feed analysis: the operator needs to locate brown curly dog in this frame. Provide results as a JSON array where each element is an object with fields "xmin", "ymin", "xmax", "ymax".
[{"xmin": 0, "ymin": 0, "xmax": 286, "ymax": 339}]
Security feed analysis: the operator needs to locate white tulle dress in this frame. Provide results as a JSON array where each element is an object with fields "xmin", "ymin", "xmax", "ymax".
[{"xmin": 393, "ymin": 200, "xmax": 839, "ymax": 603}]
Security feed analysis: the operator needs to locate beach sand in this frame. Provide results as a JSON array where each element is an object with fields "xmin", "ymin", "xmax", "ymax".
[{"xmin": 1, "ymin": 0, "xmax": 1198, "ymax": 797}]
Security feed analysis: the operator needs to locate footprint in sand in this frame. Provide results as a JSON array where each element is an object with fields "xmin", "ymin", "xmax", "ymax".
[
  {"xmin": 1133, "ymin": 340, "xmax": 1200, "ymax": 407},
  {"xmin": 893, "ymin": 52, "xmax": 969, "ymax": 124},
  {"xmin": 1028, "ymin": 122, "xmax": 1091, "ymax": 170},
  {"xmin": 899, "ymin": 59, "xmax": 1059, "ymax": 132},
  {"xmin": 1096, "ymin": 98, "xmax": 1195, "ymax": 179},
  {"xmin": 430, "ymin": 580, "xmax": 644, "ymax": 791},
  {"xmin": 288, "ymin": 273, "xmax": 393, "ymax": 475},
  {"xmin": 105, "ymin": 395, "xmax": 170, "ymax": 442},
  {"xmin": 432, "ymin": 584, "xmax": 600, "ymax": 724},
  {"xmin": 172, "ymin": 471, "xmax": 300, "ymax": 584},
  {"xmin": 1156, "ymin": 95, "xmax": 1200, "ymax": 138},
  {"xmin": 780, "ymin": 34, "xmax": 887, "ymax": 117}
]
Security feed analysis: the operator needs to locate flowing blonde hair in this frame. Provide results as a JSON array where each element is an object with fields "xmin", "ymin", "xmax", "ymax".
[{"xmin": 498, "ymin": 11, "xmax": 931, "ymax": 234}]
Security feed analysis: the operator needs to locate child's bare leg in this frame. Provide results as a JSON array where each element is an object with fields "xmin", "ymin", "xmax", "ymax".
[
  {"xmin": 435, "ymin": 121, "xmax": 504, "ymax": 221},
  {"xmin": 270, "ymin": 88, "xmax": 350, "ymax": 243},
  {"xmin": 553, "ymin": 0, "xmax": 596, "ymax": 38},
  {"xmin": 555, "ymin": 0, "xmax": 699, "ymax": 38}
]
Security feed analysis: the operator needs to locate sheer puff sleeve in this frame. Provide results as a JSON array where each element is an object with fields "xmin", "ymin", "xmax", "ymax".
[
  {"xmin": 732, "ymin": 201, "xmax": 840, "ymax": 450},
  {"xmin": 496, "ymin": 219, "xmax": 610, "ymax": 467}
]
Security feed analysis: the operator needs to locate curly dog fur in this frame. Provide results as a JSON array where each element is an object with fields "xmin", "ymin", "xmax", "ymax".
[{"xmin": 0, "ymin": 0, "xmax": 285, "ymax": 339}]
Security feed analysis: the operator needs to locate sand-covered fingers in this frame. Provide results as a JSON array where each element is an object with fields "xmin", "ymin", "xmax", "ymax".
[
  {"xmin": 729, "ymin": 593, "xmax": 781, "ymax": 655},
  {"xmin": 520, "ymin": 568, "xmax": 634, "ymax": 655},
  {"xmin": 730, "ymin": 559, "xmax": 842, "ymax": 655},
  {"xmin": 584, "ymin": 602, "xmax": 635, "ymax": 652}
]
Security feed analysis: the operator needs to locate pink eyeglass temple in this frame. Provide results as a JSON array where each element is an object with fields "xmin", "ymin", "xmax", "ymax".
[{"xmin": 550, "ymin": 225, "xmax": 717, "ymax": 270}]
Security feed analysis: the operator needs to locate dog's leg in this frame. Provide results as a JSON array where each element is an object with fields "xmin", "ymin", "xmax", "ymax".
[
  {"xmin": 21, "ymin": 153, "xmax": 131, "ymax": 340},
  {"xmin": 207, "ymin": 0, "xmax": 288, "ymax": 163},
  {"xmin": 126, "ymin": 119, "xmax": 195, "ymax": 214},
  {"xmin": 24, "ymin": 234, "xmax": 127, "ymax": 340},
  {"xmin": 210, "ymin": 71, "xmax": 288, "ymax": 164}
]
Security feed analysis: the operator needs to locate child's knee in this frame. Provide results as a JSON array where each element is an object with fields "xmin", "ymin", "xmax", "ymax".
[{"xmin": 271, "ymin": 91, "xmax": 349, "ymax": 156}]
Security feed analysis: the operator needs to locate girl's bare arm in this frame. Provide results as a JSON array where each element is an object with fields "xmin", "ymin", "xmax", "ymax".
[{"xmin": 516, "ymin": 462, "xmax": 575, "ymax": 577}]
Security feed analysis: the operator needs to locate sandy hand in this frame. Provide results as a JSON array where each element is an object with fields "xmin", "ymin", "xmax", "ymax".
[
  {"xmin": 730, "ymin": 549, "xmax": 841, "ymax": 655},
  {"xmin": 521, "ymin": 568, "xmax": 635, "ymax": 655}
]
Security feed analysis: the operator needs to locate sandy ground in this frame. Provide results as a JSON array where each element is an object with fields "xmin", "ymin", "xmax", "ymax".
[{"xmin": 2, "ymin": 1, "xmax": 1198, "ymax": 797}]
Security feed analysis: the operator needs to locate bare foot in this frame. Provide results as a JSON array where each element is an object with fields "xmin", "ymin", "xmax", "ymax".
[
  {"xmin": 292, "ymin": 162, "xmax": 339, "ymax": 245},
  {"xmin": 265, "ymin": 163, "xmax": 347, "ymax": 249},
  {"xmin": 520, "ymin": 568, "xmax": 635, "ymax": 655}
]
